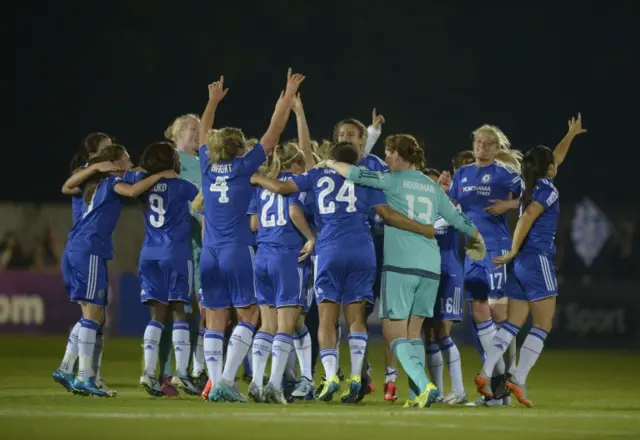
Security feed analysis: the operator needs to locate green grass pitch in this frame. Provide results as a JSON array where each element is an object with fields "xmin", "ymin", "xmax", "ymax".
[{"xmin": 1, "ymin": 335, "xmax": 639, "ymax": 439}]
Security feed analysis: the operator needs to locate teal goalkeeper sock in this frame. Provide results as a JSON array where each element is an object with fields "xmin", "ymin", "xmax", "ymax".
[
  {"xmin": 409, "ymin": 339, "xmax": 428, "ymax": 398},
  {"xmin": 390, "ymin": 338, "xmax": 429, "ymax": 397}
]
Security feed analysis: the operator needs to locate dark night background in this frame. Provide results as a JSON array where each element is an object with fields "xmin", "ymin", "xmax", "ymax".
[{"xmin": 6, "ymin": 2, "xmax": 639, "ymax": 205}]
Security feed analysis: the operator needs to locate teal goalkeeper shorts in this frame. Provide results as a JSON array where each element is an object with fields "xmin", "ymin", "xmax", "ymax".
[{"xmin": 379, "ymin": 268, "xmax": 440, "ymax": 320}]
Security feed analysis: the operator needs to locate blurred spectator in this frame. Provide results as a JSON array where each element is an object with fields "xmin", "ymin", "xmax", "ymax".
[
  {"xmin": 0, "ymin": 231, "xmax": 30, "ymax": 269},
  {"xmin": 30, "ymin": 227, "xmax": 62, "ymax": 272}
]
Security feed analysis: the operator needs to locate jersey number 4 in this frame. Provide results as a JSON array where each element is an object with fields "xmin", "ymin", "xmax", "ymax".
[
  {"xmin": 209, "ymin": 176, "xmax": 229, "ymax": 203},
  {"xmin": 317, "ymin": 177, "xmax": 357, "ymax": 214}
]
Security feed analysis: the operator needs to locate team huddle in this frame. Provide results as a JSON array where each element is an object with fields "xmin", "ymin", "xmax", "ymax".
[{"xmin": 51, "ymin": 69, "xmax": 586, "ymax": 408}]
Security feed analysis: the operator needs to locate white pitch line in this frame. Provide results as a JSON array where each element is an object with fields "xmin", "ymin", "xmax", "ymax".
[{"xmin": 0, "ymin": 410, "xmax": 636, "ymax": 436}]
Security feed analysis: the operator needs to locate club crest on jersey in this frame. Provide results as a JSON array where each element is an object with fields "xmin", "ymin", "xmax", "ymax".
[{"xmin": 481, "ymin": 174, "xmax": 492, "ymax": 184}]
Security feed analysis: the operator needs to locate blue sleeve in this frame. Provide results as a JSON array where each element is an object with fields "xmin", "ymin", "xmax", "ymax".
[
  {"xmin": 367, "ymin": 187, "xmax": 387, "ymax": 208},
  {"xmin": 292, "ymin": 169, "xmax": 315, "ymax": 192},
  {"xmin": 503, "ymin": 169, "xmax": 523, "ymax": 197},
  {"xmin": 247, "ymin": 190, "xmax": 259, "ymax": 215},
  {"xmin": 236, "ymin": 144, "xmax": 267, "ymax": 177},
  {"xmin": 107, "ymin": 175, "xmax": 122, "ymax": 193},
  {"xmin": 449, "ymin": 170, "xmax": 460, "ymax": 202},
  {"xmin": 122, "ymin": 170, "xmax": 143, "ymax": 184},
  {"xmin": 532, "ymin": 184, "xmax": 558, "ymax": 210},
  {"xmin": 181, "ymin": 180, "xmax": 199, "ymax": 202},
  {"xmin": 198, "ymin": 145, "xmax": 209, "ymax": 174},
  {"xmin": 288, "ymin": 192, "xmax": 304, "ymax": 208},
  {"xmin": 364, "ymin": 154, "xmax": 389, "ymax": 172}
]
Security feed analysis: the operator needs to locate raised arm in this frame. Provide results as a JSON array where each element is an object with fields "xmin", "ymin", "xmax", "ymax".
[
  {"xmin": 373, "ymin": 205, "xmax": 435, "ymax": 238},
  {"xmin": 363, "ymin": 108, "xmax": 385, "ymax": 154},
  {"xmin": 250, "ymin": 174, "xmax": 300, "ymax": 195},
  {"xmin": 261, "ymin": 68, "xmax": 306, "ymax": 155},
  {"xmin": 291, "ymin": 93, "xmax": 314, "ymax": 170},
  {"xmin": 199, "ymin": 76, "xmax": 229, "ymax": 147},
  {"xmin": 62, "ymin": 162, "xmax": 119, "ymax": 194},
  {"xmin": 114, "ymin": 171, "xmax": 177, "ymax": 198},
  {"xmin": 553, "ymin": 113, "xmax": 586, "ymax": 168}
]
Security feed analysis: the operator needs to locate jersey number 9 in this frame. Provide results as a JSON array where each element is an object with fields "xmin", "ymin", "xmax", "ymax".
[
  {"xmin": 317, "ymin": 177, "xmax": 357, "ymax": 215},
  {"xmin": 149, "ymin": 194, "xmax": 166, "ymax": 228}
]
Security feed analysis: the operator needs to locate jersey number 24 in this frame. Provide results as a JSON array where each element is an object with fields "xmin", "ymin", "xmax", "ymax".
[{"xmin": 317, "ymin": 177, "xmax": 357, "ymax": 214}]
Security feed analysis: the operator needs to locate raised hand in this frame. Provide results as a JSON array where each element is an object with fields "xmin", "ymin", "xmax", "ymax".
[
  {"xmin": 372, "ymin": 108, "xmax": 385, "ymax": 130},
  {"xmin": 284, "ymin": 68, "xmax": 305, "ymax": 97},
  {"xmin": 437, "ymin": 170, "xmax": 451, "ymax": 190},
  {"xmin": 208, "ymin": 75, "xmax": 229, "ymax": 104},
  {"xmin": 292, "ymin": 93, "xmax": 304, "ymax": 115},
  {"xmin": 567, "ymin": 113, "xmax": 587, "ymax": 137}
]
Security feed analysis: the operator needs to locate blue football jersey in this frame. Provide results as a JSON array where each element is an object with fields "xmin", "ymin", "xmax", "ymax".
[
  {"xmin": 434, "ymin": 207, "xmax": 464, "ymax": 278},
  {"xmin": 520, "ymin": 178, "xmax": 559, "ymax": 256},
  {"xmin": 66, "ymin": 175, "xmax": 123, "ymax": 259},
  {"xmin": 199, "ymin": 144, "xmax": 266, "ymax": 247},
  {"xmin": 449, "ymin": 162, "xmax": 522, "ymax": 250},
  {"xmin": 358, "ymin": 153, "xmax": 389, "ymax": 231},
  {"xmin": 125, "ymin": 172, "xmax": 199, "ymax": 260},
  {"xmin": 358, "ymin": 153, "xmax": 388, "ymax": 173},
  {"xmin": 68, "ymin": 163, "xmax": 90, "ymax": 238},
  {"xmin": 252, "ymin": 171, "xmax": 306, "ymax": 250},
  {"xmin": 292, "ymin": 168, "xmax": 387, "ymax": 252}
]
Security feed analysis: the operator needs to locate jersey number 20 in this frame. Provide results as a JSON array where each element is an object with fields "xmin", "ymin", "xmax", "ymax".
[{"xmin": 317, "ymin": 177, "xmax": 357, "ymax": 214}]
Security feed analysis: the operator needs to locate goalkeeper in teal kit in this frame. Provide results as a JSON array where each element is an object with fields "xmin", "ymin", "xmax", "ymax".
[
  {"xmin": 323, "ymin": 134, "xmax": 485, "ymax": 408},
  {"xmin": 155, "ymin": 115, "xmax": 206, "ymax": 395}
]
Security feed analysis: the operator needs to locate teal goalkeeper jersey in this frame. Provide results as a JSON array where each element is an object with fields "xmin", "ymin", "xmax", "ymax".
[
  {"xmin": 346, "ymin": 167, "xmax": 477, "ymax": 275},
  {"xmin": 178, "ymin": 150, "xmax": 203, "ymax": 248}
]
